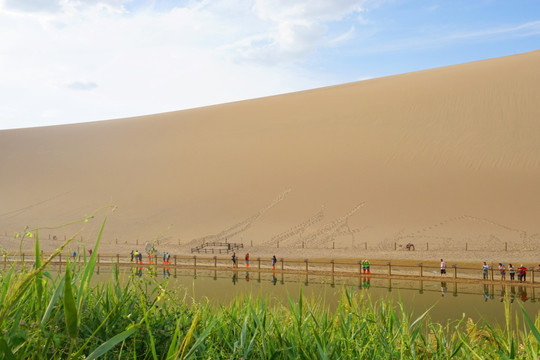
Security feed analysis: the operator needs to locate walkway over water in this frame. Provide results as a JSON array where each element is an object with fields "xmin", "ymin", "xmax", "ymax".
[{"xmin": 4, "ymin": 252, "xmax": 540, "ymax": 288}]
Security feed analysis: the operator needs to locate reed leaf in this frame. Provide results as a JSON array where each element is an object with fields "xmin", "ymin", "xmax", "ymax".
[{"xmin": 63, "ymin": 261, "xmax": 78, "ymax": 340}]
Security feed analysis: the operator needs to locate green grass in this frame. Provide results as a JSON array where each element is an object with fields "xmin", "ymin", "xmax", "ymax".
[{"xmin": 1, "ymin": 220, "xmax": 540, "ymax": 359}]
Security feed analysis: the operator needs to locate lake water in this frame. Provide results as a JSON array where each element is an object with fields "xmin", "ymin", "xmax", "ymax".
[{"xmin": 95, "ymin": 265, "xmax": 540, "ymax": 326}]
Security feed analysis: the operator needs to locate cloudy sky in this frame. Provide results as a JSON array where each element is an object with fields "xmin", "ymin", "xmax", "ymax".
[{"xmin": 1, "ymin": 0, "xmax": 539, "ymax": 130}]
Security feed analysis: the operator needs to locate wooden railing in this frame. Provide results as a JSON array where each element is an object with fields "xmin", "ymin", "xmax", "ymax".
[{"xmin": 2, "ymin": 252, "xmax": 539, "ymax": 286}]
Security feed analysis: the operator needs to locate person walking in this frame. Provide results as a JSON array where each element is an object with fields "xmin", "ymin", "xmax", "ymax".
[
  {"xmin": 231, "ymin": 252, "xmax": 237, "ymax": 268},
  {"xmin": 509, "ymin": 264, "xmax": 515, "ymax": 280},
  {"xmin": 440, "ymin": 259, "xmax": 446, "ymax": 275},
  {"xmin": 482, "ymin": 262, "xmax": 489, "ymax": 280},
  {"xmin": 245, "ymin": 253, "xmax": 250, "ymax": 268},
  {"xmin": 272, "ymin": 255, "xmax": 277, "ymax": 270}
]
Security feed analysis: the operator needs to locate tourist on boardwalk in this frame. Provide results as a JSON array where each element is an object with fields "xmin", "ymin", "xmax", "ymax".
[
  {"xmin": 518, "ymin": 265, "xmax": 527, "ymax": 282},
  {"xmin": 166, "ymin": 252, "xmax": 170, "ymax": 264},
  {"xmin": 499, "ymin": 263, "xmax": 506, "ymax": 281},
  {"xmin": 482, "ymin": 262, "xmax": 489, "ymax": 280},
  {"xmin": 365, "ymin": 259, "xmax": 370, "ymax": 274},
  {"xmin": 163, "ymin": 252, "xmax": 167, "ymax": 262},
  {"xmin": 245, "ymin": 253, "xmax": 250, "ymax": 268},
  {"xmin": 509, "ymin": 264, "xmax": 515, "ymax": 280},
  {"xmin": 88, "ymin": 249, "xmax": 93, "ymax": 256},
  {"xmin": 440, "ymin": 259, "xmax": 446, "ymax": 275},
  {"xmin": 231, "ymin": 252, "xmax": 237, "ymax": 268},
  {"xmin": 272, "ymin": 255, "xmax": 277, "ymax": 270}
]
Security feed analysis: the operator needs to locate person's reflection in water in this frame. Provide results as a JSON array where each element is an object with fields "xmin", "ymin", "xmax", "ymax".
[
  {"xmin": 519, "ymin": 286, "xmax": 528, "ymax": 302},
  {"xmin": 162, "ymin": 268, "xmax": 170, "ymax": 279},
  {"xmin": 441, "ymin": 282, "xmax": 447, "ymax": 296},
  {"xmin": 499, "ymin": 285, "xmax": 506, "ymax": 302},
  {"xmin": 483, "ymin": 284, "xmax": 491, "ymax": 301},
  {"xmin": 232, "ymin": 271, "xmax": 238, "ymax": 285},
  {"xmin": 245, "ymin": 271, "xmax": 250, "ymax": 282},
  {"xmin": 510, "ymin": 286, "xmax": 516, "ymax": 303},
  {"xmin": 362, "ymin": 277, "xmax": 371, "ymax": 289},
  {"xmin": 137, "ymin": 267, "xmax": 143, "ymax": 277},
  {"xmin": 271, "ymin": 273, "xmax": 277, "ymax": 286}
]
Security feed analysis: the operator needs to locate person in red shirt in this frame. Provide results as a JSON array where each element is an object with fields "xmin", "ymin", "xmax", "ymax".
[{"xmin": 518, "ymin": 265, "xmax": 527, "ymax": 282}]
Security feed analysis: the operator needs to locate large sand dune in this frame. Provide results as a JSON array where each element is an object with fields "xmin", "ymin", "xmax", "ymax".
[{"xmin": 1, "ymin": 50, "xmax": 540, "ymax": 262}]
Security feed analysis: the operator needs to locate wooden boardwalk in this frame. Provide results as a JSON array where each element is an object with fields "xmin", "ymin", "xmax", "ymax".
[{"xmin": 3, "ymin": 252, "xmax": 540, "ymax": 288}]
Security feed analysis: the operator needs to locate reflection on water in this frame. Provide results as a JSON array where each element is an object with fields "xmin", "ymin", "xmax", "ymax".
[{"xmin": 90, "ymin": 265, "xmax": 539, "ymax": 325}]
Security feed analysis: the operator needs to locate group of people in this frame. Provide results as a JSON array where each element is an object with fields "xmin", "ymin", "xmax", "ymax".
[
  {"xmin": 441, "ymin": 260, "xmax": 533, "ymax": 282},
  {"xmin": 494, "ymin": 263, "xmax": 531, "ymax": 282},
  {"xmin": 361, "ymin": 259, "xmax": 371, "ymax": 274},
  {"xmin": 162, "ymin": 251, "xmax": 171, "ymax": 265},
  {"xmin": 130, "ymin": 250, "xmax": 144, "ymax": 264},
  {"xmin": 479, "ymin": 261, "xmax": 532, "ymax": 282}
]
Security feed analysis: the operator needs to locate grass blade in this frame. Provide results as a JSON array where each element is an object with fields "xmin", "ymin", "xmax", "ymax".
[{"xmin": 63, "ymin": 261, "xmax": 78, "ymax": 339}]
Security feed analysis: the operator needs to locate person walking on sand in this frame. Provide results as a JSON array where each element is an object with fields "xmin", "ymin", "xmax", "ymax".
[
  {"xmin": 482, "ymin": 262, "xmax": 489, "ymax": 280},
  {"xmin": 245, "ymin": 253, "xmax": 250, "ymax": 268},
  {"xmin": 509, "ymin": 264, "xmax": 515, "ymax": 280},
  {"xmin": 231, "ymin": 252, "xmax": 237, "ymax": 268},
  {"xmin": 272, "ymin": 255, "xmax": 277, "ymax": 270},
  {"xmin": 499, "ymin": 263, "xmax": 506, "ymax": 281},
  {"xmin": 440, "ymin": 259, "xmax": 446, "ymax": 275}
]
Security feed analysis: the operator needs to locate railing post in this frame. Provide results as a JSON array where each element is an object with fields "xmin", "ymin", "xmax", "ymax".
[
  {"xmin": 387, "ymin": 261, "xmax": 391, "ymax": 276},
  {"xmin": 116, "ymin": 254, "xmax": 119, "ymax": 264},
  {"xmin": 418, "ymin": 263, "xmax": 423, "ymax": 277},
  {"xmin": 257, "ymin": 257, "xmax": 261, "ymax": 270},
  {"xmin": 22, "ymin": 253, "xmax": 25, "ymax": 262},
  {"xmin": 531, "ymin": 267, "xmax": 535, "ymax": 284},
  {"xmin": 281, "ymin": 258, "xmax": 284, "ymax": 271},
  {"xmin": 97, "ymin": 254, "xmax": 100, "ymax": 264},
  {"xmin": 452, "ymin": 264, "xmax": 457, "ymax": 279},
  {"xmin": 304, "ymin": 259, "xmax": 308, "ymax": 272},
  {"xmin": 174, "ymin": 255, "xmax": 177, "ymax": 267},
  {"xmin": 358, "ymin": 260, "xmax": 362, "ymax": 274},
  {"xmin": 331, "ymin": 260, "xmax": 335, "ymax": 274},
  {"xmin": 193, "ymin": 255, "xmax": 197, "ymax": 268},
  {"xmin": 59, "ymin": 253, "xmax": 61, "ymax": 264},
  {"xmin": 214, "ymin": 256, "xmax": 217, "ymax": 267},
  {"xmin": 490, "ymin": 265, "xmax": 494, "ymax": 281}
]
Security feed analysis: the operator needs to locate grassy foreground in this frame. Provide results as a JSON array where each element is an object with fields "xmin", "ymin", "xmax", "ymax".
[{"xmin": 1, "ymin": 223, "xmax": 540, "ymax": 359}]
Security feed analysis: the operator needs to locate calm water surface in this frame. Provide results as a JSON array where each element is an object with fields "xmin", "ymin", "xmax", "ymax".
[{"xmin": 90, "ymin": 265, "xmax": 540, "ymax": 326}]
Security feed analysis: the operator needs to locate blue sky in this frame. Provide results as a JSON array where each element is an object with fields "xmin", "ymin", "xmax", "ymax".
[{"xmin": 1, "ymin": 0, "xmax": 539, "ymax": 130}]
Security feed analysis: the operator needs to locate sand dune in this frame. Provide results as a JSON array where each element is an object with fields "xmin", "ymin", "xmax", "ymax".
[{"xmin": 1, "ymin": 50, "xmax": 539, "ymax": 262}]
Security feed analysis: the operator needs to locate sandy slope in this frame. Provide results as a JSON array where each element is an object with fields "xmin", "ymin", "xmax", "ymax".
[{"xmin": 1, "ymin": 50, "xmax": 539, "ymax": 264}]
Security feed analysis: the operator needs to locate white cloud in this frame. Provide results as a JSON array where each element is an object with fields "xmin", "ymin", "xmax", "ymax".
[
  {"xmin": 0, "ymin": 0, "xmax": 366, "ymax": 129},
  {"xmin": 67, "ymin": 81, "xmax": 98, "ymax": 91}
]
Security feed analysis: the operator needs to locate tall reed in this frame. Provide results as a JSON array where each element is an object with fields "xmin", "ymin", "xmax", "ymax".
[{"xmin": 0, "ymin": 219, "xmax": 539, "ymax": 359}]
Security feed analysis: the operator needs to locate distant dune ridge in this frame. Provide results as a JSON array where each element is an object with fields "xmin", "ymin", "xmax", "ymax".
[{"xmin": 1, "ymin": 50, "xmax": 540, "ymax": 259}]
